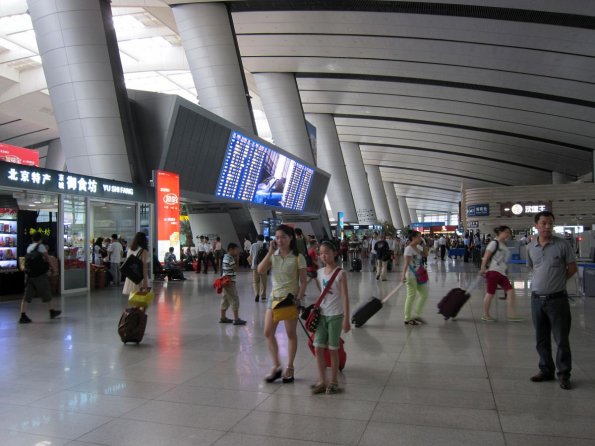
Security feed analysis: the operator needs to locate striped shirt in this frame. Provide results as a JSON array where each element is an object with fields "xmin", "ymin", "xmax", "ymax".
[{"xmin": 222, "ymin": 252, "xmax": 236, "ymax": 282}]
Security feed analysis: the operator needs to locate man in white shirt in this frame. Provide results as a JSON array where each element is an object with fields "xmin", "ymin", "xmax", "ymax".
[
  {"xmin": 107, "ymin": 233, "xmax": 123, "ymax": 286},
  {"xmin": 438, "ymin": 235, "xmax": 447, "ymax": 261},
  {"xmin": 196, "ymin": 236, "xmax": 206, "ymax": 273}
]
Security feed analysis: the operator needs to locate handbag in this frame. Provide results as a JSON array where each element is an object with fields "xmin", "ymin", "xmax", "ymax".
[
  {"xmin": 213, "ymin": 276, "xmax": 232, "ymax": 294},
  {"xmin": 304, "ymin": 267, "xmax": 342, "ymax": 333},
  {"xmin": 272, "ymin": 294, "xmax": 299, "ymax": 323},
  {"xmin": 409, "ymin": 264, "xmax": 428, "ymax": 284},
  {"xmin": 129, "ymin": 288, "xmax": 154, "ymax": 308},
  {"xmin": 120, "ymin": 249, "xmax": 144, "ymax": 284}
]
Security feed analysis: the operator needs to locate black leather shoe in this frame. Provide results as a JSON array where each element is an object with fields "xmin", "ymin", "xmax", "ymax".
[
  {"xmin": 530, "ymin": 372, "xmax": 555, "ymax": 382},
  {"xmin": 264, "ymin": 367, "xmax": 282, "ymax": 383},
  {"xmin": 559, "ymin": 377, "xmax": 571, "ymax": 390}
]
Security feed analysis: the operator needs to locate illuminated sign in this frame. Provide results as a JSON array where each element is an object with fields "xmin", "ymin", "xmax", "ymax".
[
  {"xmin": 215, "ymin": 130, "xmax": 314, "ymax": 211},
  {"xmin": 467, "ymin": 204, "xmax": 489, "ymax": 217},
  {"xmin": 501, "ymin": 201, "xmax": 552, "ymax": 217},
  {"xmin": 0, "ymin": 161, "xmax": 153, "ymax": 202},
  {"xmin": 156, "ymin": 170, "xmax": 180, "ymax": 262},
  {"xmin": 0, "ymin": 143, "xmax": 39, "ymax": 166},
  {"xmin": 468, "ymin": 220, "xmax": 479, "ymax": 228}
]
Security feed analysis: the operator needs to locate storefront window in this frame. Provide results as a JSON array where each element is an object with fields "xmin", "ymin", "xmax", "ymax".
[{"xmin": 63, "ymin": 196, "xmax": 87, "ymax": 290}]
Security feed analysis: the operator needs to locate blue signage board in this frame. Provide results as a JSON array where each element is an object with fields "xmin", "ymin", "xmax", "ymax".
[
  {"xmin": 467, "ymin": 204, "xmax": 489, "ymax": 217},
  {"xmin": 411, "ymin": 222, "xmax": 445, "ymax": 228}
]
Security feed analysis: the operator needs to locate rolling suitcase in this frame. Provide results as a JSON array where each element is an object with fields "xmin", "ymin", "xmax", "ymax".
[
  {"xmin": 351, "ymin": 283, "xmax": 403, "ymax": 328},
  {"xmin": 351, "ymin": 258, "xmax": 362, "ymax": 272},
  {"xmin": 298, "ymin": 318, "xmax": 346, "ymax": 370},
  {"xmin": 437, "ymin": 288, "xmax": 470, "ymax": 320},
  {"xmin": 118, "ymin": 307, "xmax": 147, "ymax": 344}
]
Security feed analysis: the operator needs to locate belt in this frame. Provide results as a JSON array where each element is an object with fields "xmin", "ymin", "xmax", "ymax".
[{"xmin": 531, "ymin": 291, "xmax": 567, "ymax": 300}]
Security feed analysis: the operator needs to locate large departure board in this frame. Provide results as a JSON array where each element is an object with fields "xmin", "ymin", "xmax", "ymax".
[{"xmin": 215, "ymin": 131, "xmax": 314, "ymax": 211}]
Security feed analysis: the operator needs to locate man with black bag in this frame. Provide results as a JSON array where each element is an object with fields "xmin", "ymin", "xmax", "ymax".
[
  {"xmin": 18, "ymin": 232, "xmax": 61, "ymax": 323},
  {"xmin": 374, "ymin": 234, "xmax": 390, "ymax": 281}
]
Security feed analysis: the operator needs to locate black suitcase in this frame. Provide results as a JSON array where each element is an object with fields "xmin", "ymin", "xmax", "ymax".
[
  {"xmin": 437, "ymin": 288, "xmax": 470, "ymax": 320},
  {"xmin": 352, "ymin": 284, "xmax": 403, "ymax": 327},
  {"xmin": 118, "ymin": 307, "xmax": 147, "ymax": 344},
  {"xmin": 351, "ymin": 258, "xmax": 362, "ymax": 271}
]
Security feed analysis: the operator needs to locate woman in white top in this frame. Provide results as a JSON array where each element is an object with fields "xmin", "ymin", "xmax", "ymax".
[
  {"xmin": 401, "ymin": 231, "xmax": 429, "ymax": 325},
  {"xmin": 122, "ymin": 232, "xmax": 150, "ymax": 296},
  {"xmin": 479, "ymin": 226, "xmax": 523, "ymax": 322},
  {"xmin": 258, "ymin": 225, "xmax": 307, "ymax": 384}
]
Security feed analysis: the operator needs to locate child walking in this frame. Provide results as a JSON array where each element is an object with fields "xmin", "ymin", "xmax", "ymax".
[
  {"xmin": 220, "ymin": 243, "xmax": 246, "ymax": 325},
  {"xmin": 312, "ymin": 240, "xmax": 350, "ymax": 395}
]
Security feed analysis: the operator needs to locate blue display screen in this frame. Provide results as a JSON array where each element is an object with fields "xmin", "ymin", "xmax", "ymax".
[{"xmin": 215, "ymin": 131, "xmax": 314, "ymax": 211}]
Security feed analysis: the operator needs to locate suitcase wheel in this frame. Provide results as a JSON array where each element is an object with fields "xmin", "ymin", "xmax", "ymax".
[{"xmin": 443, "ymin": 317, "xmax": 449, "ymax": 320}]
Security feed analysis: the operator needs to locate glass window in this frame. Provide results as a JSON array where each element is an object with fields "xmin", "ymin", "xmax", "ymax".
[{"xmin": 63, "ymin": 196, "xmax": 87, "ymax": 290}]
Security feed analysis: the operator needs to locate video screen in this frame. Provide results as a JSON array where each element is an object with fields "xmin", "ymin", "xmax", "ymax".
[{"xmin": 215, "ymin": 131, "xmax": 314, "ymax": 211}]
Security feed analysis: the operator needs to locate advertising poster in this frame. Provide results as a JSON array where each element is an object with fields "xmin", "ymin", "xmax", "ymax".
[
  {"xmin": 155, "ymin": 170, "xmax": 180, "ymax": 263},
  {"xmin": 0, "ymin": 143, "xmax": 39, "ymax": 166}
]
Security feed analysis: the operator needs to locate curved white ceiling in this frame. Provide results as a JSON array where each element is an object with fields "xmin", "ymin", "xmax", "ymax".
[{"xmin": 1, "ymin": 0, "xmax": 594, "ymax": 217}]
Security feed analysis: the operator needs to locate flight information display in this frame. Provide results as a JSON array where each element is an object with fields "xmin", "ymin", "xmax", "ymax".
[{"xmin": 215, "ymin": 131, "xmax": 314, "ymax": 211}]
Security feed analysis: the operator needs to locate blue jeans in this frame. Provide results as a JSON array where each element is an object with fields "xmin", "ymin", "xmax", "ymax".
[{"xmin": 531, "ymin": 294, "xmax": 572, "ymax": 378}]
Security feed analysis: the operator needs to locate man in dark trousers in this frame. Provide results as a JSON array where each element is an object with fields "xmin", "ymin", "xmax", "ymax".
[
  {"xmin": 527, "ymin": 211, "xmax": 577, "ymax": 390},
  {"xmin": 19, "ymin": 232, "xmax": 61, "ymax": 323}
]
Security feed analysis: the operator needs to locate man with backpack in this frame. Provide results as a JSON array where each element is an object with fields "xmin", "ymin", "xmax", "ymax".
[
  {"xmin": 250, "ymin": 234, "xmax": 268, "ymax": 302},
  {"xmin": 19, "ymin": 232, "xmax": 61, "ymax": 323}
]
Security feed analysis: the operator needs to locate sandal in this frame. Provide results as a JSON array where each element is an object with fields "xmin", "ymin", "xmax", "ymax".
[
  {"xmin": 404, "ymin": 320, "xmax": 420, "ymax": 326},
  {"xmin": 413, "ymin": 317, "xmax": 426, "ymax": 324},
  {"xmin": 326, "ymin": 382, "xmax": 341, "ymax": 394},
  {"xmin": 311, "ymin": 382, "xmax": 326, "ymax": 394},
  {"xmin": 282, "ymin": 366, "xmax": 294, "ymax": 383},
  {"xmin": 264, "ymin": 366, "xmax": 282, "ymax": 383}
]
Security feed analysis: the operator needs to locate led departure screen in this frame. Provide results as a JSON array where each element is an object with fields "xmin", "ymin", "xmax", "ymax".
[{"xmin": 215, "ymin": 131, "xmax": 314, "ymax": 211}]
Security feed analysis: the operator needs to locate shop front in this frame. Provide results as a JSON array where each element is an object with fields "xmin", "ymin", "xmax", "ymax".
[{"xmin": 0, "ymin": 161, "xmax": 154, "ymax": 295}]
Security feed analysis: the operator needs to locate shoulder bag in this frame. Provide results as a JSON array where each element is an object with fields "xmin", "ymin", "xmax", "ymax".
[
  {"xmin": 303, "ymin": 267, "xmax": 342, "ymax": 332},
  {"xmin": 120, "ymin": 249, "xmax": 144, "ymax": 284}
]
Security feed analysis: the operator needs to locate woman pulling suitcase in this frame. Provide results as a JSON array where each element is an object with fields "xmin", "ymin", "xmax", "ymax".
[{"xmin": 401, "ymin": 231, "xmax": 429, "ymax": 326}]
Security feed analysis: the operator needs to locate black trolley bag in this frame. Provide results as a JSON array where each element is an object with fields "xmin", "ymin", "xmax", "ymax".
[
  {"xmin": 352, "ymin": 283, "xmax": 403, "ymax": 328},
  {"xmin": 118, "ymin": 307, "xmax": 148, "ymax": 344},
  {"xmin": 438, "ymin": 276, "xmax": 482, "ymax": 320}
]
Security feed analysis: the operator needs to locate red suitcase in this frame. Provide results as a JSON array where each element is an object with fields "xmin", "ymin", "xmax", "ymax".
[{"xmin": 299, "ymin": 319, "xmax": 346, "ymax": 370}]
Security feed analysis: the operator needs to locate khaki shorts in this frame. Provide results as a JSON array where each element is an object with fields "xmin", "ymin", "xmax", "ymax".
[
  {"xmin": 24, "ymin": 274, "xmax": 52, "ymax": 303},
  {"xmin": 221, "ymin": 282, "xmax": 240, "ymax": 311}
]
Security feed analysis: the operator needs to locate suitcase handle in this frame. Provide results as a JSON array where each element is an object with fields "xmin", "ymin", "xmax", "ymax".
[{"xmin": 381, "ymin": 283, "xmax": 404, "ymax": 303}]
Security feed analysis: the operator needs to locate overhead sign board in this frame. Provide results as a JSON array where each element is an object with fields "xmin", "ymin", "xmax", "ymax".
[
  {"xmin": 467, "ymin": 204, "xmax": 489, "ymax": 217},
  {"xmin": 501, "ymin": 201, "xmax": 552, "ymax": 217},
  {"xmin": 0, "ymin": 161, "xmax": 153, "ymax": 202},
  {"xmin": 155, "ymin": 170, "xmax": 180, "ymax": 262},
  {"xmin": 0, "ymin": 143, "xmax": 39, "ymax": 166}
]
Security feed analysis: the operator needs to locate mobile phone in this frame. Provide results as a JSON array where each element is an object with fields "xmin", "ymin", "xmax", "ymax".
[{"xmin": 271, "ymin": 240, "xmax": 278, "ymax": 250}]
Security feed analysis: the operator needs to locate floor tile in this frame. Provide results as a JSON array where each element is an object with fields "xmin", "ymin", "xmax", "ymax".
[
  {"xmin": 157, "ymin": 385, "xmax": 271, "ymax": 410},
  {"xmin": 30, "ymin": 390, "xmax": 148, "ymax": 417}
]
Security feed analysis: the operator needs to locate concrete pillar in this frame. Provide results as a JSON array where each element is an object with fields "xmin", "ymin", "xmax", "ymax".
[
  {"xmin": 254, "ymin": 73, "xmax": 314, "ymax": 164},
  {"xmin": 45, "ymin": 139, "xmax": 65, "ymax": 171},
  {"xmin": 172, "ymin": 3, "xmax": 255, "ymax": 132},
  {"xmin": 552, "ymin": 171, "xmax": 572, "ymax": 184},
  {"xmin": 340, "ymin": 142, "xmax": 376, "ymax": 224},
  {"xmin": 28, "ymin": 0, "xmax": 131, "ymax": 181},
  {"xmin": 305, "ymin": 114, "xmax": 356, "ymax": 222},
  {"xmin": 365, "ymin": 165, "xmax": 390, "ymax": 223},
  {"xmin": 384, "ymin": 182, "xmax": 404, "ymax": 229},
  {"xmin": 398, "ymin": 195, "xmax": 411, "ymax": 227},
  {"xmin": 410, "ymin": 207, "xmax": 418, "ymax": 224}
]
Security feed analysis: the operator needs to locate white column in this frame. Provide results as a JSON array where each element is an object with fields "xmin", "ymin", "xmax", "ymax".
[
  {"xmin": 172, "ymin": 3, "xmax": 254, "ymax": 132},
  {"xmin": 340, "ymin": 142, "xmax": 376, "ymax": 224},
  {"xmin": 254, "ymin": 73, "xmax": 314, "ymax": 164},
  {"xmin": 409, "ymin": 207, "xmax": 418, "ymax": 224},
  {"xmin": 365, "ymin": 165, "xmax": 390, "ymax": 223},
  {"xmin": 398, "ymin": 195, "xmax": 411, "ymax": 227},
  {"xmin": 45, "ymin": 139, "xmax": 65, "ymax": 171},
  {"xmin": 384, "ymin": 182, "xmax": 404, "ymax": 229},
  {"xmin": 305, "ymin": 114, "xmax": 356, "ymax": 222},
  {"xmin": 28, "ymin": 0, "xmax": 131, "ymax": 181}
]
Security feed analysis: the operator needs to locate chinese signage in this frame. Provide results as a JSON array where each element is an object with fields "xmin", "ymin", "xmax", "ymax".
[
  {"xmin": 0, "ymin": 161, "xmax": 154, "ymax": 203},
  {"xmin": 501, "ymin": 201, "xmax": 552, "ymax": 217},
  {"xmin": 0, "ymin": 208, "xmax": 17, "ymax": 219},
  {"xmin": 468, "ymin": 220, "xmax": 479, "ymax": 228},
  {"xmin": 155, "ymin": 170, "xmax": 180, "ymax": 262},
  {"xmin": 356, "ymin": 208, "xmax": 377, "ymax": 225},
  {"xmin": 0, "ymin": 143, "xmax": 39, "ymax": 166},
  {"xmin": 467, "ymin": 204, "xmax": 489, "ymax": 217},
  {"xmin": 412, "ymin": 222, "xmax": 446, "ymax": 228}
]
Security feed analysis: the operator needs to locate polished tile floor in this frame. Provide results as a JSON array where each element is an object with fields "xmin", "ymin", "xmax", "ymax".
[{"xmin": 1, "ymin": 258, "xmax": 595, "ymax": 445}]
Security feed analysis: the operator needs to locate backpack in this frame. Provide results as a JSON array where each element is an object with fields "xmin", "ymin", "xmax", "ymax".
[
  {"xmin": 255, "ymin": 243, "xmax": 268, "ymax": 266},
  {"xmin": 25, "ymin": 244, "xmax": 49, "ymax": 278}
]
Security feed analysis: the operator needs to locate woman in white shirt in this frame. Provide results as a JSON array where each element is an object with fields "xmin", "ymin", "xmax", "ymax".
[
  {"xmin": 401, "ymin": 231, "xmax": 429, "ymax": 325},
  {"xmin": 479, "ymin": 225, "xmax": 523, "ymax": 322}
]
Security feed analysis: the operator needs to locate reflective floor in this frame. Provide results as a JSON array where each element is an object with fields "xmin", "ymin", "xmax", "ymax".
[{"xmin": 1, "ymin": 258, "xmax": 595, "ymax": 446}]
